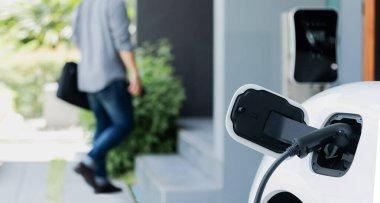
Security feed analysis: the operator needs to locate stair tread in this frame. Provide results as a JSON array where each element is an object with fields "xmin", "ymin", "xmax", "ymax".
[
  {"xmin": 178, "ymin": 117, "xmax": 213, "ymax": 149},
  {"xmin": 138, "ymin": 155, "xmax": 220, "ymax": 191}
]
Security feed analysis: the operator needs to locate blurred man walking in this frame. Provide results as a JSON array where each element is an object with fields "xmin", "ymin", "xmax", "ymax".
[{"xmin": 72, "ymin": 0, "xmax": 141, "ymax": 194}]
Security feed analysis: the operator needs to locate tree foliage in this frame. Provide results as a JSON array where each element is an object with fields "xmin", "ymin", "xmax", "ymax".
[{"xmin": 0, "ymin": 0, "xmax": 79, "ymax": 49}]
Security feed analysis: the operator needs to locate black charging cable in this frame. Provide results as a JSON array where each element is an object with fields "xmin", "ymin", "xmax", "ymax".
[
  {"xmin": 254, "ymin": 123, "xmax": 352, "ymax": 203},
  {"xmin": 254, "ymin": 144, "xmax": 299, "ymax": 203}
]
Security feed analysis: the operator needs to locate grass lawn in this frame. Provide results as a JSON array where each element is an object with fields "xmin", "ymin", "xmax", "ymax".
[{"xmin": 46, "ymin": 159, "xmax": 67, "ymax": 203}]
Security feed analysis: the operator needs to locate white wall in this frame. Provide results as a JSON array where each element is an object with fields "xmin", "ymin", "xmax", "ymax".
[{"xmin": 337, "ymin": 0, "xmax": 363, "ymax": 84}]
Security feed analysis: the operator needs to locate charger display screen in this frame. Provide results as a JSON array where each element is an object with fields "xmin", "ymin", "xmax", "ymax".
[{"xmin": 293, "ymin": 9, "xmax": 338, "ymax": 83}]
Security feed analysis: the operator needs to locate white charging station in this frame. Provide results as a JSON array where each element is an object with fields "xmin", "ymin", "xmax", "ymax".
[
  {"xmin": 226, "ymin": 7, "xmax": 380, "ymax": 203},
  {"xmin": 282, "ymin": 8, "xmax": 338, "ymax": 102}
]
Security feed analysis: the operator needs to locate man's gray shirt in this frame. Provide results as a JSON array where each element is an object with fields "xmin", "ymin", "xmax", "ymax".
[{"xmin": 72, "ymin": 0, "xmax": 133, "ymax": 93}]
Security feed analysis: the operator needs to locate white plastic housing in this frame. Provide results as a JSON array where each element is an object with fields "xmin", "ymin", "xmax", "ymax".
[{"xmin": 225, "ymin": 84, "xmax": 308, "ymax": 158}]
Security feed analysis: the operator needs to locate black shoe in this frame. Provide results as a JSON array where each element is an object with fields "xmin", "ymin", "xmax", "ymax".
[
  {"xmin": 95, "ymin": 182, "xmax": 122, "ymax": 194},
  {"xmin": 74, "ymin": 162, "xmax": 96, "ymax": 188}
]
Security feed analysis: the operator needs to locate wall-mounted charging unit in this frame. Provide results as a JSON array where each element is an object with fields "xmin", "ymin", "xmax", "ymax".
[
  {"xmin": 226, "ymin": 84, "xmax": 355, "ymax": 203},
  {"xmin": 289, "ymin": 8, "xmax": 338, "ymax": 83}
]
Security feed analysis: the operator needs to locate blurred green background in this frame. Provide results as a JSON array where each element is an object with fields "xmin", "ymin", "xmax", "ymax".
[{"xmin": 0, "ymin": 0, "xmax": 185, "ymax": 178}]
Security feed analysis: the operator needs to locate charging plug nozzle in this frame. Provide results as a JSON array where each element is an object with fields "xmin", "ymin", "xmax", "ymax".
[{"xmin": 292, "ymin": 123, "xmax": 352, "ymax": 158}]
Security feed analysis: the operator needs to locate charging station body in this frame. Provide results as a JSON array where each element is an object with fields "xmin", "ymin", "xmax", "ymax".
[{"xmin": 247, "ymin": 82, "xmax": 380, "ymax": 203}]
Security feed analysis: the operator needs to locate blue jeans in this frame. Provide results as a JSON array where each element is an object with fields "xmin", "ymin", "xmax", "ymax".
[{"xmin": 87, "ymin": 80, "xmax": 134, "ymax": 178}]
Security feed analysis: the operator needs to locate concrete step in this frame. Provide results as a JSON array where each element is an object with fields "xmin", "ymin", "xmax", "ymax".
[
  {"xmin": 177, "ymin": 118, "xmax": 222, "ymax": 184},
  {"xmin": 135, "ymin": 155, "xmax": 221, "ymax": 203}
]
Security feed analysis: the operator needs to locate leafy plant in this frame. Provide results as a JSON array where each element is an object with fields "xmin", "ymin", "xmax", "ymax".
[{"xmin": 80, "ymin": 40, "xmax": 186, "ymax": 176}]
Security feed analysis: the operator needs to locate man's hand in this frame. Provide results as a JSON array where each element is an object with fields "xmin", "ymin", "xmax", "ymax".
[
  {"xmin": 128, "ymin": 74, "xmax": 142, "ymax": 96},
  {"xmin": 119, "ymin": 51, "xmax": 142, "ymax": 96}
]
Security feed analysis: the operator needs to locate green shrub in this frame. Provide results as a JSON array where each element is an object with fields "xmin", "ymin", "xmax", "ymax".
[
  {"xmin": 80, "ymin": 40, "xmax": 185, "ymax": 176},
  {"xmin": 0, "ymin": 51, "xmax": 64, "ymax": 118}
]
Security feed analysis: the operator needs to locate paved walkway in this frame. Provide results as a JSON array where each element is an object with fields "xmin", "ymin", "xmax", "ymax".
[
  {"xmin": 0, "ymin": 122, "xmax": 135, "ymax": 203},
  {"xmin": 64, "ymin": 161, "xmax": 134, "ymax": 203}
]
